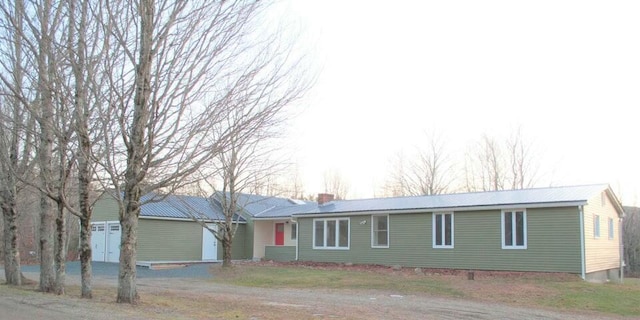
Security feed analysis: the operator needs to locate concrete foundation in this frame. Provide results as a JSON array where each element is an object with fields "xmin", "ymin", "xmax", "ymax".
[{"xmin": 585, "ymin": 268, "xmax": 621, "ymax": 283}]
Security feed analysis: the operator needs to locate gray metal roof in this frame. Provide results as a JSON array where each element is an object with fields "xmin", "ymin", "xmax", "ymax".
[
  {"xmin": 295, "ymin": 184, "xmax": 616, "ymax": 216},
  {"xmin": 140, "ymin": 193, "xmax": 240, "ymax": 221},
  {"xmin": 215, "ymin": 192, "xmax": 315, "ymax": 219},
  {"xmin": 136, "ymin": 192, "xmax": 314, "ymax": 220}
]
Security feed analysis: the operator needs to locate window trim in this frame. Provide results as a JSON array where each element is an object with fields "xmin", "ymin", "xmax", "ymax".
[
  {"xmin": 312, "ymin": 218, "xmax": 350, "ymax": 250},
  {"xmin": 371, "ymin": 214, "xmax": 389, "ymax": 248},
  {"xmin": 432, "ymin": 212, "xmax": 454, "ymax": 249},
  {"xmin": 607, "ymin": 217, "xmax": 613, "ymax": 240},
  {"xmin": 501, "ymin": 209, "xmax": 527, "ymax": 249},
  {"xmin": 594, "ymin": 214, "xmax": 600, "ymax": 238}
]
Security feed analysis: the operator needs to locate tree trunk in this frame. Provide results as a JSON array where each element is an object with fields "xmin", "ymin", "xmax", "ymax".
[
  {"xmin": 39, "ymin": 194, "xmax": 56, "ymax": 292},
  {"xmin": 53, "ymin": 201, "xmax": 66, "ymax": 295},
  {"xmin": 222, "ymin": 237, "xmax": 232, "ymax": 268},
  {"xmin": 37, "ymin": 0, "xmax": 56, "ymax": 293},
  {"xmin": 79, "ymin": 217, "xmax": 92, "ymax": 298},
  {"xmin": 2, "ymin": 194, "xmax": 21, "ymax": 286},
  {"xmin": 117, "ymin": 197, "xmax": 139, "ymax": 303}
]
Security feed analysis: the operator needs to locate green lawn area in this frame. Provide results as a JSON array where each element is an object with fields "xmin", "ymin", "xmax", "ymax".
[
  {"xmin": 541, "ymin": 278, "xmax": 640, "ymax": 316},
  {"xmin": 211, "ymin": 264, "xmax": 640, "ymax": 317}
]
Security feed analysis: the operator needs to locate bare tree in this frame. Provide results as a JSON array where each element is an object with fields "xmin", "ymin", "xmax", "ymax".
[
  {"xmin": 507, "ymin": 127, "xmax": 538, "ymax": 189},
  {"xmin": 0, "ymin": 0, "xmax": 31, "ymax": 286},
  {"xmin": 323, "ymin": 169, "xmax": 350, "ymax": 200},
  {"xmin": 464, "ymin": 130, "xmax": 540, "ymax": 192},
  {"xmin": 383, "ymin": 133, "xmax": 455, "ymax": 197},
  {"xmin": 94, "ymin": 0, "xmax": 310, "ymax": 303},
  {"xmin": 0, "ymin": 0, "xmax": 72, "ymax": 294},
  {"xmin": 382, "ymin": 151, "xmax": 410, "ymax": 197}
]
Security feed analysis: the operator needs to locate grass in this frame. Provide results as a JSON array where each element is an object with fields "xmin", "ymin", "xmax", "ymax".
[
  {"xmin": 211, "ymin": 263, "xmax": 640, "ymax": 317},
  {"xmin": 540, "ymin": 278, "xmax": 640, "ymax": 316},
  {"xmin": 211, "ymin": 264, "xmax": 465, "ymax": 297}
]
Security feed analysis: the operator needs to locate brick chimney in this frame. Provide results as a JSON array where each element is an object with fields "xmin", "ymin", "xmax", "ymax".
[{"xmin": 317, "ymin": 193, "xmax": 335, "ymax": 205}]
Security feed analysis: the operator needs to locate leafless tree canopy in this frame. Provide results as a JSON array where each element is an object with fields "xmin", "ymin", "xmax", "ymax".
[
  {"xmin": 323, "ymin": 169, "xmax": 350, "ymax": 200},
  {"xmin": 464, "ymin": 130, "xmax": 539, "ymax": 192},
  {"xmin": 383, "ymin": 133, "xmax": 454, "ymax": 197}
]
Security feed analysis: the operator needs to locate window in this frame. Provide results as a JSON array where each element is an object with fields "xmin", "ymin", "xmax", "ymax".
[
  {"xmin": 291, "ymin": 223, "xmax": 297, "ymax": 240},
  {"xmin": 608, "ymin": 217, "xmax": 614, "ymax": 239},
  {"xmin": 502, "ymin": 210, "xmax": 527, "ymax": 249},
  {"xmin": 433, "ymin": 212, "xmax": 453, "ymax": 248},
  {"xmin": 594, "ymin": 215, "xmax": 600, "ymax": 238},
  {"xmin": 371, "ymin": 215, "xmax": 389, "ymax": 248},
  {"xmin": 313, "ymin": 218, "xmax": 349, "ymax": 249}
]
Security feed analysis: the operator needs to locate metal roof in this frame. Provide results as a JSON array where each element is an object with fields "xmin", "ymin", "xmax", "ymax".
[
  {"xmin": 135, "ymin": 192, "xmax": 314, "ymax": 220},
  {"xmin": 295, "ymin": 184, "xmax": 616, "ymax": 216},
  {"xmin": 214, "ymin": 192, "xmax": 315, "ymax": 219},
  {"xmin": 140, "ymin": 193, "xmax": 239, "ymax": 221}
]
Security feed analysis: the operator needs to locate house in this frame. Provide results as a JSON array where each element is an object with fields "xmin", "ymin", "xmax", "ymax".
[
  {"xmin": 90, "ymin": 191, "xmax": 314, "ymax": 264},
  {"xmin": 292, "ymin": 184, "xmax": 625, "ymax": 282}
]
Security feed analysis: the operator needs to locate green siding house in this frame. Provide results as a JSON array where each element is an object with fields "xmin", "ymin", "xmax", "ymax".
[
  {"xmin": 294, "ymin": 184, "xmax": 625, "ymax": 282},
  {"xmin": 91, "ymin": 191, "xmax": 314, "ymax": 265}
]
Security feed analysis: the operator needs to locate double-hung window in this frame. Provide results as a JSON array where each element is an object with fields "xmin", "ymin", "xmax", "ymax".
[
  {"xmin": 608, "ymin": 217, "xmax": 614, "ymax": 240},
  {"xmin": 371, "ymin": 215, "xmax": 389, "ymax": 248},
  {"xmin": 594, "ymin": 215, "xmax": 601, "ymax": 238},
  {"xmin": 313, "ymin": 218, "xmax": 349, "ymax": 249},
  {"xmin": 433, "ymin": 212, "xmax": 453, "ymax": 248},
  {"xmin": 502, "ymin": 209, "xmax": 527, "ymax": 249}
]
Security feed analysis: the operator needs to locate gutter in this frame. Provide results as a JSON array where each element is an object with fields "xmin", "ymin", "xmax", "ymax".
[
  {"xmin": 294, "ymin": 201, "xmax": 588, "ymax": 219},
  {"xmin": 579, "ymin": 205, "xmax": 586, "ymax": 280}
]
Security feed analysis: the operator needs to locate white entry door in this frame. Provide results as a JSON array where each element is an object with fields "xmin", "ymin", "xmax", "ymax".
[
  {"xmin": 91, "ymin": 223, "xmax": 106, "ymax": 262},
  {"xmin": 106, "ymin": 223, "xmax": 121, "ymax": 262},
  {"xmin": 202, "ymin": 224, "xmax": 218, "ymax": 261}
]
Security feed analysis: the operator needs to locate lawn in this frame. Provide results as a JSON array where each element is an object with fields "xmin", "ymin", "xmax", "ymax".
[{"xmin": 211, "ymin": 262, "xmax": 640, "ymax": 317}]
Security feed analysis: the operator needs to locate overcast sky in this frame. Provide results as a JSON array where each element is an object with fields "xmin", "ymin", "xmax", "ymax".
[{"xmin": 272, "ymin": 1, "xmax": 640, "ymax": 205}]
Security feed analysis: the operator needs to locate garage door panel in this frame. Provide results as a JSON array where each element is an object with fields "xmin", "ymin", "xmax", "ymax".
[{"xmin": 91, "ymin": 223, "xmax": 106, "ymax": 262}]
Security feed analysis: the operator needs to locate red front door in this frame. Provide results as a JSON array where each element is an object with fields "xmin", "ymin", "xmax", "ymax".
[{"xmin": 275, "ymin": 223, "xmax": 285, "ymax": 246}]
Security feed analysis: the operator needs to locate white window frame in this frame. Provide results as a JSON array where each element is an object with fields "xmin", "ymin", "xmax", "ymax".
[
  {"xmin": 594, "ymin": 214, "xmax": 600, "ymax": 238},
  {"xmin": 371, "ymin": 214, "xmax": 389, "ymax": 248},
  {"xmin": 501, "ymin": 209, "xmax": 527, "ymax": 249},
  {"xmin": 607, "ymin": 217, "xmax": 613, "ymax": 240},
  {"xmin": 313, "ymin": 218, "xmax": 350, "ymax": 250},
  {"xmin": 432, "ymin": 212, "xmax": 454, "ymax": 249},
  {"xmin": 291, "ymin": 222, "xmax": 297, "ymax": 240}
]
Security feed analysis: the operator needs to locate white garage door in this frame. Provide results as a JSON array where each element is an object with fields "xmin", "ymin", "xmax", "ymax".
[
  {"xmin": 91, "ymin": 223, "xmax": 106, "ymax": 262},
  {"xmin": 201, "ymin": 224, "xmax": 218, "ymax": 261},
  {"xmin": 106, "ymin": 223, "xmax": 121, "ymax": 263}
]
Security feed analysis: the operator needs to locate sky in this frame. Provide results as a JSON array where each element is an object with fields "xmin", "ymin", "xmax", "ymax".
[{"xmin": 270, "ymin": 1, "xmax": 640, "ymax": 206}]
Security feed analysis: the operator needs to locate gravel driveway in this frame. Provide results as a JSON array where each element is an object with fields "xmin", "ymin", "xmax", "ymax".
[{"xmin": 20, "ymin": 261, "xmax": 215, "ymax": 279}]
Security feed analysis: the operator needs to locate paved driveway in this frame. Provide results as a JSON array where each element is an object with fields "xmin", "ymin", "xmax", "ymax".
[{"xmin": 20, "ymin": 261, "xmax": 215, "ymax": 279}]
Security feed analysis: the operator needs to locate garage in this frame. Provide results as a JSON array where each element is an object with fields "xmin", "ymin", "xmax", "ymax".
[{"xmin": 91, "ymin": 221, "xmax": 121, "ymax": 262}]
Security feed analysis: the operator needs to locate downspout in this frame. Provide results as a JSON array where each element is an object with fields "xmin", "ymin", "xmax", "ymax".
[{"xmin": 579, "ymin": 205, "xmax": 586, "ymax": 280}]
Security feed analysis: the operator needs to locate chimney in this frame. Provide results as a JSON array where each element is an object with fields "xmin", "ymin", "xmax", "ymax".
[{"xmin": 317, "ymin": 193, "xmax": 335, "ymax": 205}]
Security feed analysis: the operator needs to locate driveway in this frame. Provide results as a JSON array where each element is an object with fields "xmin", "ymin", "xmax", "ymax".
[{"xmin": 20, "ymin": 261, "xmax": 215, "ymax": 279}]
